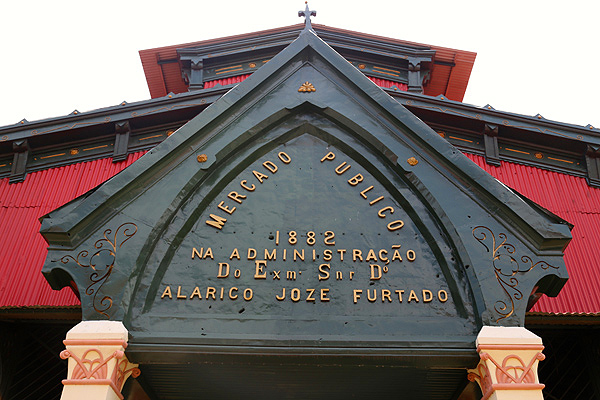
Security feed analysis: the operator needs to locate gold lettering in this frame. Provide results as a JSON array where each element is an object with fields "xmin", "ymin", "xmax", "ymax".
[
  {"xmin": 220, "ymin": 287, "xmax": 224, "ymax": 300},
  {"xmin": 247, "ymin": 248, "xmax": 257, "ymax": 260},
  {"xmin": 423, "ymin": 290, "xmax": 433, "ymax": 303},
  {"xmin": 347, "ymin": 173, "xmax": 363, "ymax": 186},
  {"xmin": 229, "ymin": 248, "xmax": 240, "ymax": 260},
  {"xmin": 323, "ymin": 249, "xmax": 332, "ymax": 261},
  {"xmin": 324, "ymin": 231, "xmax": 335, "ymax": 246},
  {"xmin": 176, "ymin": 286, "xmax": 187, "ymax": 299},
  {"xmin": 286, "ymin": 271, "xmax": 297, "ymax": 281},
  {"xmin": 337, "ymin": 249, "xmax": 346, "ymax": 261},
  {"xmin": 320, "ymin": 151, "xmax": 335, "ymax": 162},
  {"xmin": 349, "ymin": 271, "xmax": 355, "ymax": 280},
  {"xmin": 278, "ymin": 151, "xmax": 291, "ymax": 164},
  {"xmin": 335, "ymin": 162, "xmax": 351, "ymax": 175},
  {"xmin": 318, "ymin": 263, "xmax": 330, "ymax": 281},
  {"xmin": 217, "ymin": 262, "xmax": 230, "ymax": 278},
  {"xmin": 353, "ymin": 249, "xmax": 363, "ymax": 261},
  {"xmin": 306, "ymin": 288, "xmax": 316, "ymax": 302},
  {"xmin": 229, "ymin": 287, "xmax": 238, "ymax": 300},
  {"xmin": 272, "ymin": 270, "xmax": 280, "ymax": 280},
  {"xmin": 206, "ymin": 287, "xmax": 216, "ymax": 300},
  {"xmin": 353, "ymin": 289, "xmax": 362, "ymax": 304},
  {"xmin": 336, "ymin": 271, "xmax": 343, "ymax": 280},
  {"xmin": 192, "ymin": 247, "xmax": 203, "ymax": 259},
  {"xmin": 240, "ymin": 179, "xmax": 256, "ymax": 192},
  {"xmin": 252, "ymin": 170, "xmax": 269, "ymax": 183},
  {"xmin": 382, "ymin": 289, "xmax": 392, "ymax": 302},
  {"xmin": 206, "ymin": 214, "xmax": 227, "ymax": 230},
  {"xmin": 407, "ymin": 250, "xmax": 416, "ymax": 261},
  {"xmin": 387, "ymin": 220, "xmax": 405, "ymax": 231},
  {"xmin": 378, "ymin": 206, "xmax": 394, "ymax": 218},
  {"xmin": 263, "ymin": 160, "xmax": 278, "ymax": 173},
  {"xmin": 367, "ymin": 289, "xmax": 376, "ymax": 302},
  {"xmin": 369, "ymin": 196, "xmax": 384, "ymax": 206},
  {"xmin": 408, "ymin": 289, "xmax": 419, "ymax": 303},
  {"xmin": 378, "ymin": 249, "xmax": 388, "ymax": 264},
  {"xmin": 369, "ymin": 264, "xmax": 382, "ymax": 280},
  {"xmin": 438, "ymin": 290, "xmax": 448, "ymax": 302},
  {"xmin": 217, "ymin": 201, "xmax": 236, "ymax": 215},
  {"xmin": 360, "ymin": 185, "xmax": 374, "ymax": 199},
  {"xmin": 264, "ymin": 248, "xmax": 276, "ymax": 260},
  {"xmin": 203, "ymin": 248, "xmax": 213, "ymax": 259},
  {"xmin": 254, "ymin": 260, "xmax": 267, "ymax": 279},
  {"xmin": 276, "ymin": 287, "xmax": 285, "ymax": 301},
  {"xmin": 227, "ymin": 191, "xmax": 247, "ymax": 204},
  {"xmin": 243, "ymin": 288, "xmax": 253, "ymax": 301},
  {"xmin": 365, "ymin": 249, "xmax": 377, "ymax": 262},
  {"xmin": 320, "ymin": 288, "xmax": 330, "ymax": 302},
  {"xmin": 291, "ymin": 288, "xmax": 301, "ymax": 302},
  {"xmin": 161, "ymin": 286, "xmax": 172, "ymax": 299},
  {"xmin": 190, "ymin": 286, "xmax": 202, "ymax": 299},
  {"xmin": 395, "ymin": 289, "xmax": 404, "ymax": 302},
  {"xmin": 392, "ymin": 249, "xmax": 403, "ymax": 262},
  {"xmin": 293, "ymin": 249, "xmax": 304, "ymax": 261}
]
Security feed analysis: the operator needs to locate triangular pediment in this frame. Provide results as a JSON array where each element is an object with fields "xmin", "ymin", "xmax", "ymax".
[{"xmin": 41, "ymin": 28, "xmax": 570, "ymax": 374}]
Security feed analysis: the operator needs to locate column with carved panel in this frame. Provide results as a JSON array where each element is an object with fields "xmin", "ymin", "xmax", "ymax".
[
  {"xmin": 467, "ymin": 326, "xmax": 545, "ymax": 400},
  {"xmin": 59, "ymin": 321, "xmax": 140, "ymax": 400}
]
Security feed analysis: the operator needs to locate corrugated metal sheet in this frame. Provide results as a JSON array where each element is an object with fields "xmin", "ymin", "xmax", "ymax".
[
  {"xmin": 0, "ymin": 152, "xmax": 146, "ymax": 307},
  {"xmin": 465, "ymin": 153, "xmax": 600, "ymax": 314},
  {"xmin": 203, "ymin": 74, "xmax": 252, "ymax": 89},
  {"xmin": 366, "ymin": 76, "xmax": 408, "ymax": 91}
]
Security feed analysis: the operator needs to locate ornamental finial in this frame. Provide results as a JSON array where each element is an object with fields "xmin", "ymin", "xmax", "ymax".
[{"xmin": 298, "ymin": 2, "xmax": 316, "ymax": 30}]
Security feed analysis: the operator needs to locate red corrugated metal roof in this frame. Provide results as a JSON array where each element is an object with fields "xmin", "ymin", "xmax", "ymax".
[
  {"xmin": 465, "ymin": 154, "xmax": 600, "ymax": 315},
  {"xmin": 366, "ymin": 77, "xmax": 408, "ymax": 91},
  {"xmin": 0, "ymin": 152, "xmax": 146, "ymax": 308},
  {"xmin": 1, "ymin": 149, "xmax": 595, "ymax": 315},
  {"xmin": 204, "ymin": 74, "xmax": 252, "ymax": 89}
]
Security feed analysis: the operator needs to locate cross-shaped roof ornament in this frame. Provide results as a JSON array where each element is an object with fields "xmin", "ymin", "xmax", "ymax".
[{"xmin": 298, "ymin": 2, "xmax": 316, "ymax": 30}]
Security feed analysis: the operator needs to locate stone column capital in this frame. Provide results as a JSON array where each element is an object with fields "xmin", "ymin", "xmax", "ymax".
[
  {"xmin": 60, "ymin": 321, "xmax": 140, "ymax": 400},
  {"xmin": 468, "ymin": 326, "xmax": 545, "ymax": 400}
]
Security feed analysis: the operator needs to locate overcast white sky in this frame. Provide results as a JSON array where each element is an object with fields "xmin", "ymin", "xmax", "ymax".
[{"xmin": 1, "ymin": 1, "xmax": 598, "ymax": 129}]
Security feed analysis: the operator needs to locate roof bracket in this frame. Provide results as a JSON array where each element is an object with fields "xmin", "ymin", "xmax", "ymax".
[
  {"xmin": 585, "ymin": 145, "xmax": 600, "ymax": 187},
  {"xmin": 8, "ymin": 139, "xmax": 30, "ymax": 183},
  {"xmin": 483, "ymin": 123, "xmax": 501, "ymax": 166},
  {"xmin": 408, "ymin": 57, "xmax": 423, "ymax": 93},
  {"xmin": 113, "ymin": 121, "xmax": 131, "ymax": 163},
  {"xmin": 188, "ymin": 57, "xmax": 204, "ymax": 91}
]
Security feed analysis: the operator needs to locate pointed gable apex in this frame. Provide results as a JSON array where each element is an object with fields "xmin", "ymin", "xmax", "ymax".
[{"xmin": 41, "ymin": 26, "xmax": 570, "ymax": 341}]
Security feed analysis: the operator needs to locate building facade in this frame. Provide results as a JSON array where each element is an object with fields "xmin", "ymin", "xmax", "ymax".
[{"xmin": 1, "ymin": 12, "xmax": 599, "ymax": 400}]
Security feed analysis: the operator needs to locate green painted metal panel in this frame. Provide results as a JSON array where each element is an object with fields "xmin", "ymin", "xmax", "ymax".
[{"xmin": 40, "ymin": 28, "xmax": 571, "ymax": 371}]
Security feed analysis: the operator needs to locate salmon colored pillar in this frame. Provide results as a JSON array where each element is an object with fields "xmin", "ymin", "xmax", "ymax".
[
  {"xmin": 467, "ymin": 326, "xmax": 545, "ymax": 400},
  {"xmin": 59, "ymin": 321, "xmax": 140, "ymax": 400}
]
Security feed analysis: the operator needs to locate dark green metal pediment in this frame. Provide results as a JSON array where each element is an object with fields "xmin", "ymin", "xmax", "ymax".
[{"xmin": 41, "ymin": 28, "xmax": 571, "ymax": 361}]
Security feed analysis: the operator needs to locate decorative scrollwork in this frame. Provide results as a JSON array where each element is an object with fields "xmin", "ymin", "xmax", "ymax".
[
  {"xmin": 61, "ymin": 223, "xmax": 138, "ymax": 317},
  {"xmin": 473, "ymin": 226, "xmax": 558, "ymax": 322},
  {"xmin": 481, "ymin": 351, "xmax": 545, "ymax": 385},
  {"xmin": 467, "ymin": 362, "xmax": 493, "ymax": 398},
  {"xmin": 60, "ymin": 348, "xmax": 121, "ymax": 380}
]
